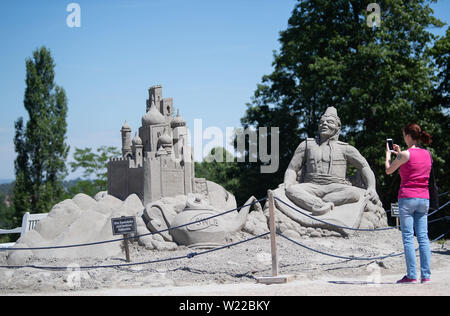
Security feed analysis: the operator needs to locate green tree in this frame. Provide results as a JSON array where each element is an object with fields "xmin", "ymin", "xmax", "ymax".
[
  {"xmin": 68, "ymin": 146, "xmax": 121, "ymax": 197},
  {"xmin": 0, "ymin": 194, "xmax": 16, "ymax": 243},
  {"xmin": 238, "ymin": 1, "xmax": 447, "ymax": 216},
  {"xmin": 13, "ymin": 46, "xmax": 69, "ymax": 223},
  {"xmin": 426, "ymin": 27, "xmax": 450, "ymax": 235},
  {"xmin": 195, "ymin": 147, "xmax": 242, "ymax": 202}
]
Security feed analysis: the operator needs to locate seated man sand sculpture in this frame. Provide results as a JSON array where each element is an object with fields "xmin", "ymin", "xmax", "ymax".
[
  {"xmin": 284, "ymin": 106, "xmax": 379, "ymax": 216},
  {"xmin": 271, "ymin": 106, "xmax": 387, "ymax": 236}
]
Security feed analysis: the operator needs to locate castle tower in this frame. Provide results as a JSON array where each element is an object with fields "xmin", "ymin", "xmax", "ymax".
[
  {"xmin": 160, "ymin": 97, "xmax": 173, "ymax": 122},
  {"xmin": 147, "ymin": 85, "xmax": 163, "ymax": 111},
  {"xmin": 171, "ymin": 109, "xmax": 188, "ymax": 160},
  {"xmin": 121, "ymin": 121, "xmax": 132, "ymax": 158},
  {"xmin": 132, "ymin": 132, "xmax": 143, "ymax": 167},
  {"xmin": 158, "ymin": 127, "xmax": 173, "ymax": 156},
  {"xmin": 140, "ymin": 100, "xmax": 169, "ymax": 153},
  {"xmin": 146, "ymin": 85, "xmax": 173, "ymax": 123}
]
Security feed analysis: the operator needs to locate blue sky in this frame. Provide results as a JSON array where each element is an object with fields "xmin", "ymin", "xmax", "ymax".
[{"xmin": 0, "ymin": 0, "xmax": 448, "ymax": 180}]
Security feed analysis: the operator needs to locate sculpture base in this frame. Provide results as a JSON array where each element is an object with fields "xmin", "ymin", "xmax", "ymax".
[
  {"xmin": 271, "ymin": 187, "xmax": 367, "ymax": 237},
  {"xmin": 256, "ymin": 274, "xmax": 294, "ymax": 285}
]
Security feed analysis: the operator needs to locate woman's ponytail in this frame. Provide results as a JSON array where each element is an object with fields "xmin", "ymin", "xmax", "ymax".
[
  {"xmin": 403, "ymin": 123, "xmax": 432, "ymax": 146},
  {"xmin": 420, "ymin": 130, "xmax": 432, "ymax": 146}
]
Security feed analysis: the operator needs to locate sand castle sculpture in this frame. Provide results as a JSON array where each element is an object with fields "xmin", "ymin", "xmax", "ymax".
[
  {"xmin": 107, "ymin": 85, "xmax": 264, "ymax": 249},
  {"xmin": 6, "ymin": 86, "xmax": 388, "ymax": 266},
  {"xmin": 5, "ymin": 86, "xmax": 266, "ymax": 267},
  {"xmin": 108, "ymin": 85, "xmax": 194, "ymax": 205}
]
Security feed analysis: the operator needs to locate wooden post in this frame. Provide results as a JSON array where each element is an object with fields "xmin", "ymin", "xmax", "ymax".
[
  {"xmin": 268, "ymin": 190, "xmax": 279, "ymax": 276},
  {"xmin": 124, "ymin": 233, "xmax": 131, "ymax": 263},
  {"xmin": 256, "ymin": 190, "xmax": 293, "ymax": 285}
]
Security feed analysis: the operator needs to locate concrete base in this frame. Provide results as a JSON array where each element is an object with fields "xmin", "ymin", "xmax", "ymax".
[{"xmin": 256, "ymin": 274, "xmax": 295, "ymax": 285}]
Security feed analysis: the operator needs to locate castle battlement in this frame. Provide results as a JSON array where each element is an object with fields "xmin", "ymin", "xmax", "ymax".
[
  {"xmin": 109, "ymin": 157, "xmax": 127, "ymax": 162},
  {"xmin": 108, "ymin": 85, "xmax": 194, "ymax": 204}
]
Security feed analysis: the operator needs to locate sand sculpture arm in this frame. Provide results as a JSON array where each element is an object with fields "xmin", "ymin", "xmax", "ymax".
[{"xmin": 283, "ymin": 140, "xmax": 307, "ymax": 187}]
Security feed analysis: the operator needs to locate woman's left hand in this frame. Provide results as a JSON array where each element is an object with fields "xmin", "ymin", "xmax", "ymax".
[{"xmin": 393, "ymin": 144, "xmax": 402, "ymax": 155}]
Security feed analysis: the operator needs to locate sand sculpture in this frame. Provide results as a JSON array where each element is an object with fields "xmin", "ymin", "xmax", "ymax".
[
  {"xmin": 6, "ymin": 87, "xmax": 388, "ymax": 266},
  {"xmin": 267, "ymin": 107, "xmax": 387, "ymax": 237},
  {"xmin": 107, "ymin": 85, "xmax": 267, "ymax": 248},
  {"xmin": 5, "ymin": 85, "xmax": 267, "ymax": 266},
  {"xmin": 108, "ymin": 85, "xmax": 194, "ymax": 205}
]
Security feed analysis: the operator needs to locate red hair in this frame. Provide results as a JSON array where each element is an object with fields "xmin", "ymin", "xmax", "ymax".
[{"xmin": 403, "ymin": 123, "xmax": 432, "ymax": 145}]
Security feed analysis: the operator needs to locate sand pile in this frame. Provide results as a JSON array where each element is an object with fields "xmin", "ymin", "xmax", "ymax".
[
  {"xmin": 5, "ymin": 190, "xmax": 268, "ymax": 266},
  {"xmin": 7, "ymin": 192, "xmax": 144, "ymax": 265}
]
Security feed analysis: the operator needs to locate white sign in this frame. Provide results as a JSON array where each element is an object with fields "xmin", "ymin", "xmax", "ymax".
[{"xmin": 391, "ymin": 203, "xmax": 399, "ymax": 217}]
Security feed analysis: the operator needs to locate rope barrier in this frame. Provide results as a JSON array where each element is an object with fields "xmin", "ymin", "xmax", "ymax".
[
  {"xmin": 278, "ymin": 233, "xmax": 404, "ymax": 261},
  {"xmin": 0, "ymin": 197, "xmax": 267, "ymax": 252},
  {"xmin": 274, "ymin": 197, "xmax": 398, "ymax": 232},
  {"xmin": 278, "ymin": 229, "xmax": 450, "ymax": 262},
  {"xmin": 0, "ymin": 232, "xmax": 269, "ymax": 270},
  {"xmin": 432, "ymin": 230, "xmax": 450, "ymax": 242},
  {"xmin": 274, "ymin": 196, "xmax": 449, "ymax": 233},
  {"xmin": 428, "ymin": 216, "xmax": 450, "ymax": 224},
  {"xmin": 1, "ymin": 194, "xmax": 446, "ymax": 252},
  {"xmin": 428, "ymin": 200, "xmax": 450, "ymax": 216},
  {"xmin": 0, "ymin": 189, "xmax": 448, "ymax": 272}
]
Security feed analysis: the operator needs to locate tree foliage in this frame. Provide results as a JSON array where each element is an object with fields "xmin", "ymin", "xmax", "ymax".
[
  {"xmin": 236, "ymin": 0, "xmax": 448, "ymax": 209},
  {"xmin": 68, "ymin": 146, "xmax": 120, "ymax": 197},
  {"xmin": 0, "ymin": 194, "xmax": 16, "ymax": 243},
  {"xmin": 195, "ymin": 147, "xmax": 243, "ymax": 201},
  {"xmin": 13, "ymin": 47, "xmax": 69, "ymax": 223}
]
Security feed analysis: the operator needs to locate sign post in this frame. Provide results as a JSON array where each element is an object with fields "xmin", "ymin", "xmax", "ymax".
[
  {"xmin": 391, "ymin": 203, "xmax": 400, "ymax": 230},
  {"xmin": 111, "ymin": 216, "xmax": 137, "ymax": 262}
]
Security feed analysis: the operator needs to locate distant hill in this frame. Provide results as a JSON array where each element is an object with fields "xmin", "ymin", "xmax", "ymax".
[
  {"xmin": 0, "ymin": 183, "xmax": 13, "ymax": 196},
  {"xmin": 0, "ymin": 178, "xmax": 83, "ymax": 197}
]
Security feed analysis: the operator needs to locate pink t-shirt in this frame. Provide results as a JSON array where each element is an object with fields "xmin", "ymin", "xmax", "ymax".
[{"xmin": 398, "ymin": 147, "xmax": 432, "ymax": 199}]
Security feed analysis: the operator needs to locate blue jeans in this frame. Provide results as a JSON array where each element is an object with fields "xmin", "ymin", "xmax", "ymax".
[{"xmin": 398, "ymin": 198, "xmax": 431, "ymax": 280}]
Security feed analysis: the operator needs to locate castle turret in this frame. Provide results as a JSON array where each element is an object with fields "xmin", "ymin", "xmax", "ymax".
[
  {"xmin": 158, "ymin": 127, "xmax": 173, "ymax": 156},
  {"xmin": 146, "ymin": 85, "xmax": 163, "ymax": 112},
  {"xmin": 146, "ymin": 85, "xmax": 173, "ymax": 123},
  {"xmin": 132, "ymin": 132, "xmax": 143, "ymax": 167},
  {"xmin": 142, "ymin": 100, "xmax": 166, "ymax": 126},
  {"xmin": 172, "ymin": 109, "xmax": 188, "ymax": 160},
  {"xmin": 121, "ymin": 121, "xmax": 132, "ymax": 158},
  {"xmin": 140, "ymin": 98, "xmax": 170, "ymax": 153}
]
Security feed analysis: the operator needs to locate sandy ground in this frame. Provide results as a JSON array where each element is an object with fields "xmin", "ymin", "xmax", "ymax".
[
  {"xmin": 1, "ymin": 229, "xmax": 449, "ymax": 296},
  {"xmin": 28, "ymin": 268, "xmax": 450, "ymax": 296}
]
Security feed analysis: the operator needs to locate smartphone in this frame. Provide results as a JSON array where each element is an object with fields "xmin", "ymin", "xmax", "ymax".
[{"xmin": 387, "ymin": 139, "xmax": 394, "ymax": 151}]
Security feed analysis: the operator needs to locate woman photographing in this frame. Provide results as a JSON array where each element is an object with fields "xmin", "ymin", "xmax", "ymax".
[{"xmin": 385, "ymin": 123, "xmax": 432, "ymax": 284}]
